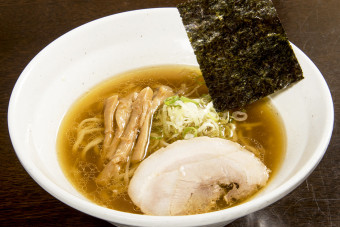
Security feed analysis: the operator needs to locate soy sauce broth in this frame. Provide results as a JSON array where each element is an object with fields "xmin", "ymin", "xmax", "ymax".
[{"xmin": 57, "ymin": 65, "xmax": 286, "ymax": 213}]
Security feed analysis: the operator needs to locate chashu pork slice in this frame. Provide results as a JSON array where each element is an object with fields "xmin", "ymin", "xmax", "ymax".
[{"xmin": 128, "ymin": 137, "xmax": 270, "ymax": 216}]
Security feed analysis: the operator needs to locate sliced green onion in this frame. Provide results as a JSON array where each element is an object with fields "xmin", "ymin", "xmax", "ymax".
[
  {"xmin": 152, "ymin": 93, "xmax": 239, "ymax": 145},
  {"xmin": 207, "ymin": 112, "xmax": 219, "ymax": 122},
  {"xmin": 182, "ymin": 127, "xmax": 198, "ymax": 138},
  {"xmin": 180, "ymin": 96, "xmax": 199, "ymax": 105},
  {"xmin": 164, "ymin": 96, "xmax": 179, "ymax": 106},
  {"xmin": 232, "ymin": 111, "xmax": 248, "ymax": 121}
]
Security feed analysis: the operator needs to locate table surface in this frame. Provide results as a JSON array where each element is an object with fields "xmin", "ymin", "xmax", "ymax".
[{"xmin": 1, "ymin": 0, "xmax": 339, "ymax": 226}]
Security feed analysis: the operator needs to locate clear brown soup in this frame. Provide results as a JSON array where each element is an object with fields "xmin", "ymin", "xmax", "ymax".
[{"xmin": 57, "ymin": 65, "xmax": 286, "ymax": 214}]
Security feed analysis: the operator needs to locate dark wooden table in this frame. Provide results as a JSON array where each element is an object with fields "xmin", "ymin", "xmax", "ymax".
[{"xmin": 1, "ymin": 0, "xmax": 339, "ymax": 226}]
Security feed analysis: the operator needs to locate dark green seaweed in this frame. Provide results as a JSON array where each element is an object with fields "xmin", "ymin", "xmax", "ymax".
[{"xmin": 177, "ymin": 0, "xmax": 303, "ymax": 110}]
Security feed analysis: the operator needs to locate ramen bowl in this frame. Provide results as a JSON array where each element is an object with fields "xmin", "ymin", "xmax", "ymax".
[{"xmin": 8, "ymin": 8, "xmax": 333, "ymax": 227}]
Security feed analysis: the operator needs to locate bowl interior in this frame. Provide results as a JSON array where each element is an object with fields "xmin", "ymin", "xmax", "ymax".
[{"xmin": 8, "ymin": 8, "xmax": 333, "ymax": 227}]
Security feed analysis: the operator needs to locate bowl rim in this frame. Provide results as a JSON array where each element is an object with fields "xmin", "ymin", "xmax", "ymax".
[{"xmin": 8, "ymin": 7, "xmax": 334, "ymax": 227}]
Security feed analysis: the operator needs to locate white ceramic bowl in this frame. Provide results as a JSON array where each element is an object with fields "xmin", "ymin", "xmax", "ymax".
[{"xmin": 8, "ymin": 8, "xmax": 334, "ymax": 227}]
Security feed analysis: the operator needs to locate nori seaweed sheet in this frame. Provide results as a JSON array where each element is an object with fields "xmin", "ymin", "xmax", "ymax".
[{"xmin": 177, "ymin": 0, "xmax": 303, "ymax": 110}]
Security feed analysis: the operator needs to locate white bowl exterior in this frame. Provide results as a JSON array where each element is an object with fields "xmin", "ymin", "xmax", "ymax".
[{"xmin": 8, "ymin": 8, "xmax": 333, "ymax": 227}]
